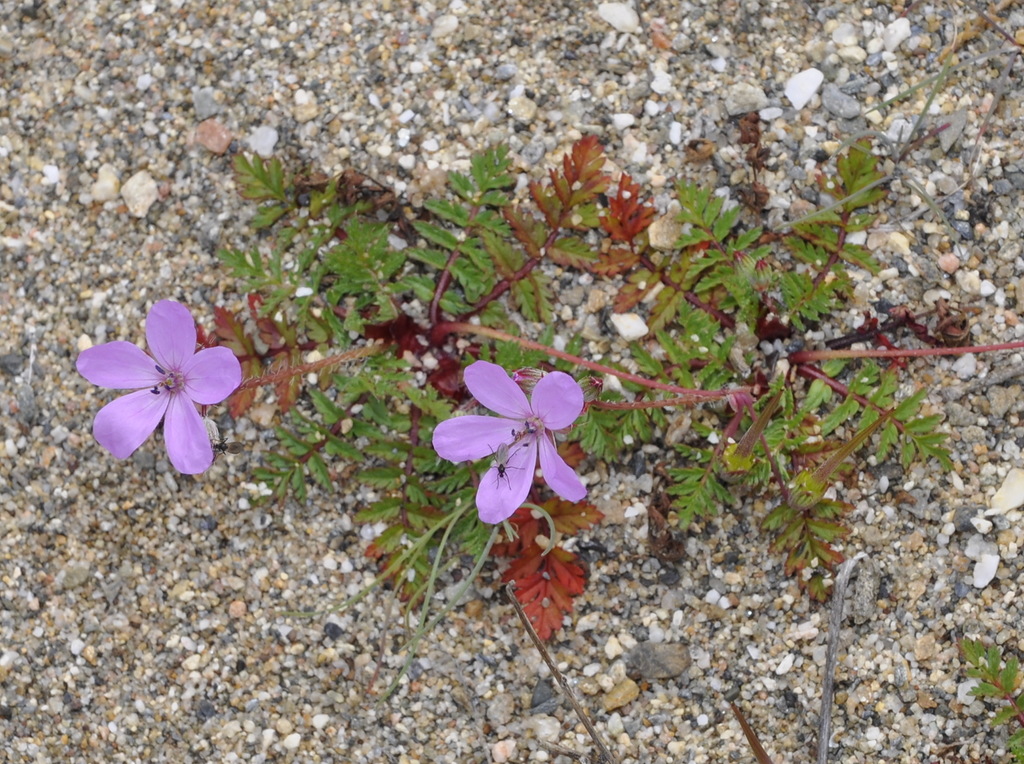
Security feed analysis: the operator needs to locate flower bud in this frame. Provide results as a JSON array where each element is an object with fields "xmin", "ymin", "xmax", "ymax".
[
  {"xmin": 512, "ymin": 367, "xmax": 546, "ymax": 395},
  {"xmin": 578, "ymin": 375, "xmax": 604, "ymax": 403}
]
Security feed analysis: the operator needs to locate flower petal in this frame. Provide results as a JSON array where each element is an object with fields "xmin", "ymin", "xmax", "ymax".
[
  {"xmin": 432, "ymin": 415, "xmax": 519, "ymax": 462},
  {"xmin": 531, "ymin": 371, "xmax": 584, "ymax": 430},
  {"xmin": 163, "ymin": 393, "xmax": 214, "ymax": 474},
  {"xmin": 463, "ymin": 361, "xmax": 531, "ymax": 419},
  {"xmin": 146, "ymin": 300, "xmax": 197, "ymax": 371},
  {"xmin": 182, "ymin": 346, "xmax": 242, "ymax": 404},
  {"xmin": 91, "ymin": 389, "xmax": 169, "ymax": 459},
  {"xmin": 77, "ymin": 342, "xmax": 164, "ymax": 389},
  {"xmin": 476, "ymin": 438, "xmax": 536, "ymax": 524},
  {"xmin": 537, "ymin": 433, "xmax": 586, "ymax": 501}
]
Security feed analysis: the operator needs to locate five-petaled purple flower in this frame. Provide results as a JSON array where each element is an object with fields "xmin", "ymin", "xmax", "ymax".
[
  {"xmin": 76, "ymin": 300, "xmax": 242, "ymax": 474},
  {"xmin": 432, "ymin": 360, "xmax": 587, "ymax": 524}
]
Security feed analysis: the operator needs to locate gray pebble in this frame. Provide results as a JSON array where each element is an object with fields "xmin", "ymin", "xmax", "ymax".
[{"xmin": 821, "ymin": 84, "xmax": 861, "ymax": 119}]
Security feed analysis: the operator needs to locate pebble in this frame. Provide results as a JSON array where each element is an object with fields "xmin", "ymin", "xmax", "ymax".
[
  {"xmin": 972, "ymin": 554, "xmax": 1000, "ymax": 588},
  {"xmin": 281, "ymin": 733, "xmax": 301, "ymax": 751},
  {"xmin": 784, "ymin": 68, "xmax": 824, "ymax": 110},
  {"xmin": 293, "ymin": 89, "xmax": 319, "ymax": 123},
  {"xmin": 431, "ymin": 14, "xmax": 459, "ymax": 39},
  {"xmin": 821, "ymin": 84, "xmax": 860, "ymax": 119},
  {"xmin": 247, "ymin": 126, "xmax": 279, "ymax": 157},
  {"xmin": 611, "ymin": 113, "xmax": 635, "ymax": 130},
  {"xmin": 491, "ymin": 739, "xmax": 517, "ymax": 763},
  {"xmin": 625, "ymin": 642, "xmax": 692, "ymax": 680},
  {"xmin": 883, "ymin": 18, "xmax": 912, "ymax": 51},
  {"xmin": 192, "ymin": 86, "xmax": 221, "ymax": 119},
  {"xmin": 598, "ymin": 2, "xmax": 640, "ymax": 33},
  {"xmin": 603, "ymin": 678, "xmax": 640, "ymax": 711},
  {"xmin": 605, "ymin": 634, "xmax": 624, "ymax": 659},
  {"xmin": 989, "ymin": 468, "xmax": 1024, "ymax": 514},
  {"xmin": 610, "ymin": 313, "xmax": 649, "ymax": 340},
  {"xmin": 508, "ymin": 96, "xmax": 537, "ymax": 121},
  {"xmin": 90, "ymin": 163, "xmax": 121, "ymax": 202},
  {"xmin": 194, "ymin": 119, "xmax": 233, "ymax": 155},
  {"xmin": 724, "ymin": 83, "xmax": 769, "ymax": 115},
  {"xmin": 951, "ymin": 354, "xmax": 977, "ymax": 380},
  {"xmin": 121, "ymin": 170, "xmax": 159, "ymax": 218}
]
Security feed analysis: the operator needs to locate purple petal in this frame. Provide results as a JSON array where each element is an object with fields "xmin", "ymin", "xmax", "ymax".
[
  {"xmin": 537, "ymin": 433, "xmax": 586, "ymax": 501},
  {"xmin": 77, "ymin": 342, "xmax": 164, "ymax": 390},
  {"xmin": 182, "ymin": 347, "xmax": 242, "ymax": 404},
  {"xmin": 463, "ymin": 361, "xmax": 531, "ymax": 419},
  {"xmin": 475, "ymin": 438, "xmax": 536, "ymax": 524},
  {"xmin": 91, "ymin": 389, "xmax": 169, "ymax": 459},
  {"xmin": 531, "ymin": 371, "xmax": 584, "ymax": 430},
  {"xmin": 146, "ymin": 300, "xmax": 197, "ymax": 371},
  {"xmin": 163, "ymin": 393, "xmax": 214, "ymax": 474},
  {"xmin": 432, "ymin": 415, "xmax": 519, "ymax": 462}
]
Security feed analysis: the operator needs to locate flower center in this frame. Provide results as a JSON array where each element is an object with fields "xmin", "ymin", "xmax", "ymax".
[
  {"xmin": 513, "ymin": 416, "xmax": 543, "ymax": 443},
  {"xmin": 150, "ymin": 365, "xmax": 185, "ymax": 395}
]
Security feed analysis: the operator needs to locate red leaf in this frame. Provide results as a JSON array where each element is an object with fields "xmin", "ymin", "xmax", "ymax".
[{"xmin": 601, "ymin": 173, "xmax": 656, "ymax": 242}]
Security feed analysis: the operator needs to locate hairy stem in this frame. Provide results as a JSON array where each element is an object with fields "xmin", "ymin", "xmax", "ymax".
[
  {"xmin": 237, "ymin": 343, "xmax": 385, "ymax": 391},
  {"xmin": 790, "ymin": 339, "xmax": 1024, "ymax": 363},
  {"xmin": 434, "ymin": 321, "xmax": 747, "ymax": 400}
]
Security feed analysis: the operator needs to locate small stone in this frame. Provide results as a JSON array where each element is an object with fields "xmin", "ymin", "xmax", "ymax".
[
  {"xmin": 650, "ymin": 69, "xmax": 672, "ymax": 95},
  {"xmin": 121, "ymin": 170, "xmax": 159, "ymax": 218},
  {"xmin": 724, "ymin": 82, "xmax": 768, "ymax": 115},
  {"xmin": 311, "ymin": 714, "xmax": 329, "ymax": 730},
  {"xmin": 648, "ymin": 215, "xmax": 682, "ymax": 250},
  {"xmin": 610, "ymin": 113, "xmax": 635, "ymax": 130},
  {"xmin": 937, "ymin": 252, "xmax": 960, "ymax": 274},
  {"xmin": 431, "ymin": 14, "xmax": 459, "ymax": 38},
  {"xmin": 784, "ymin": 68, "xmax": 823, "ymax": 110},
  {"xmin": 605, "ymin": 634, "xmax": 624, "ymax": 659},
  {"xmin": 494, "ymin": 63, "xmax": 518, "ymax": 81},
  {"xmin": 831, "ymin": 23, "xmax": 859, "ymax": 45},
  {"xmin": 883, "ymin": 18, "xmax": 912, "ymax": 52},
  {"xmin": 281, "ymin": 732, "xmax": 301, "ymax": 751},
  {"xmin": 625, "ymin": 642, "xmax": 692, "ymax": 680},
  {"xmin": 247, "ymin": 126, "xmax": 279, "ymax": 158},
  {"xmin": 598, "ymin": 2, "xmax": 640, "ymax": 33},
  {"xmin": 914, "ymin": 633, "xmax": 939, "ymax": 661},
  {"xmin": 951, "ymin": 354, "xmax": 976, "ymax": 380},
  {"xmin": 195, "ymin": 119, "xmax": 232, "ymax": 155},
  {"xmin": 192, "ymin": 87, "xmax": 221, "ymax": 119},
  {"xmin": 491, "ymin": 740, "xmax": 517, "ymax": 763},
  {"xmin": 989, "ymin": 468, "xmax": 1024, "ymax": 514},
  {"xmin": 972, "ymin": 554, "xmax": 999, "ymax": 588},
  {"xmin": 940, "ymin": 110, "xmax": 968, "ymax": 153},
  {"xmin": 610, "ymin": 313, "xmax": 649, "ymax": 341},
  {"xmin": 979, "ymin": 280, "xmax": 996, "ymax": 297},
  {"xmin": 486, "ymin": 692, "xmax": 515, "ymax": 726},
  {"xmin": 90, "ymin": 163, "xmax": 121, "ymax": 202},
  {"xmin": 293, "ymin": 89, "xmax": 319, "ymax": 123},
  {"xmin": 507, "ymin": 96, "xmax": 537, "ymax": 122},
  {"xmin": 821, "ymin": 85, "xmax": 860, "ymax": 119},
  {"xmin": 228, "ymin": 600, "xmax": 247, "ymax": 618},
  {"xmin": 603, "ymin": 678, "xmax": 640, "ymax": 711},
  {"xmin": 775, "ymin": 653, "xmax": 795, "ymax": 675}
]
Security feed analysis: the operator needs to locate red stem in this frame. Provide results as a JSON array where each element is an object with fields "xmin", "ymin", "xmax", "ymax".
[{"xmin": 790, "ymin": 339, "xmax": 1024, "ymax": 363}]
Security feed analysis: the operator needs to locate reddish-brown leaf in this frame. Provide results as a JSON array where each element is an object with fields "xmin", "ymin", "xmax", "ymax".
[{"xmin": 601, "ymin": 173, "xmax": 655, "ymax": 242}]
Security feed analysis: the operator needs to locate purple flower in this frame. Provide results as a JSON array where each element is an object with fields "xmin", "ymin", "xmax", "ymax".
[
  {"xmin": 76, "ymin": 300, "xmax": 242, "ymax": 474},
  {"xmin": 432, "ymin": 360, "xmax": 587, "ymax": 524}
]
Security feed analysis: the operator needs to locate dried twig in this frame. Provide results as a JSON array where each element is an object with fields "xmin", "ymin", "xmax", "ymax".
[
  {"xmin": 505, "ymin": 582, "xmax": 619, "ymax": 764},
  {"xmin": 817, "ymin": 552, "xmax": 866, "ymax": 764}
]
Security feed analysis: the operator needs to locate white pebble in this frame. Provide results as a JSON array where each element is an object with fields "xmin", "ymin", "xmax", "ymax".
[
  {"xmin": 775, "ymin": 653, "xmax": 795, "ymax": 675},
  {"xmin": 247, "ymin": 126, "xmax": 279, "ymax": 158},
  {"xmin": 121, "ymin": 170, "xmax": 159, "ymax": 218},
  {"xmin": 90, "ymin": 163, "xmax": 121, "ymax": 202},
  {"xmin": 311, "ymin": 714, "xmax": 329, "ymax": 730},
  {"xmin": 598, "ymin": 2, "xmax": 640, "ymax": 33},
  {"xmin": 957, "ymin": 678, "xmax": 981, "ymax": 703},
  {"xmin": 950, "ymin": 353, "xmax": 976, "ymax": 381},
  {"xmin": 604, "ymin": 635, "xmax": 624, "ymax": 659},
  {"xmin": 882, "ymin": 18, "xmax": 912, "ymax": 52},
  {"xmin": 979, "ymin": 280, "xmax": 996, "ymax": 297},
  {"xmin": 988, "ymin": 468, "xmax": 1024, "ymax": 514},
  {"xmin": 70, "ymin": 638, "xmax": 85, "ymax": 656},
  {"xmin": 42, "ymin": 164, "xmax": 61, "ymax": 185},
  {"xmin": 431, "ymin": 14, "xmax": 459, "ymax": 38},
  {"xmin": 610, "ymin": 113, "xmax": 635, "ymax": 130},
  {"xmin": 281, "ymin": 732, "xmax": 301, "ymax": 750},
  {"xmin": 784, "ymin": 68, "xmax": 823, "ymax": 110},
  {"xmin": 972, "ymin": 554, "xmax": 999, "ymax": 588},
  {"xmin": 650, "ymin": 69, "xmax": 672, "ymax": 95},
  {"xmin": 668, "ymin": 121, "xmax": 682, "ymax": 145},
  {"xmin": 610, "ymin": 312, "xmax": 648, "ymax": 340}
]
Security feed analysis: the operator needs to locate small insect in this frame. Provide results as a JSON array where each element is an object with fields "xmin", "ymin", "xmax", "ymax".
[
  {"xmin": 204, "ymin": 416, "xmax": 244, "ymax": 458},
  {"xmin": 490, "ymin": 442, "xmax": 519, "ymax": 489}
]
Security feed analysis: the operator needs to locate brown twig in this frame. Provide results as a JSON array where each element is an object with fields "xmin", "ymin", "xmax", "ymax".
[{"xmin": 505, "ymin": 582, "xmax": 619, "ymax": 764}]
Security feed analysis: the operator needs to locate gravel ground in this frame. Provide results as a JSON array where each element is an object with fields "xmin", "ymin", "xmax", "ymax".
[{"xmin": 2, "ymin": 1, "xmax": 1024, "ymax": 762}]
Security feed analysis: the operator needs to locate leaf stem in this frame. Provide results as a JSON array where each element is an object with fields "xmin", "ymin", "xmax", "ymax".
[
  {"xmin": 790, "ymin": 339, "xmax": 1024, "ymax": 363},
  {"xmin": 434, "ymin": 321, "xmax": 746, "ymax": 401},
  {"xmin": 236, "ymin": 342, "xmax": 386, "ymax": 391}
]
